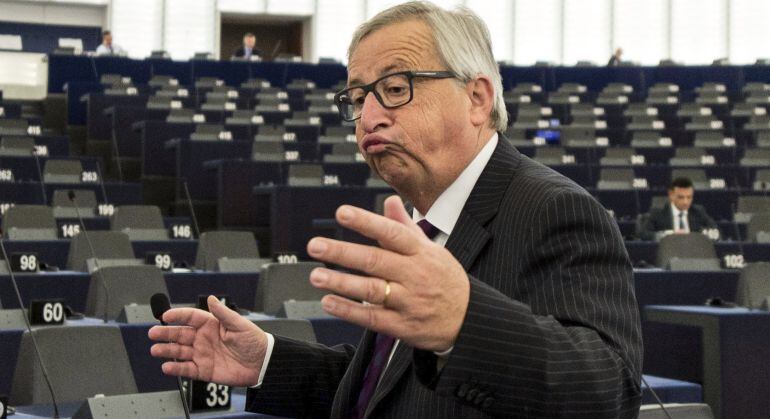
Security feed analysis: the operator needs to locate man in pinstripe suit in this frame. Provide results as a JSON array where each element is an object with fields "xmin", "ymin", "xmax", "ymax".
[{"xmin": 149, "ymin": 2, "xmax": 643, "ymax": 417}]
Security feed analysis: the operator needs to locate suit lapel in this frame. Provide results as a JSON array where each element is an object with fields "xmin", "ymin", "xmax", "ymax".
[
  {"xmin": 356, "ymin": 136, "xmax": 521, "ymax": 416},
  {"xmin": 330, "ymin": 330, "xmax": 377, "ymax": 419},
  {"xmin": 444, "ymin": 136, "xmax": 520, "ymax": 267},
  {"xmin": 363, "ymin": 340, "xmax": 412, "ymax": 417}
]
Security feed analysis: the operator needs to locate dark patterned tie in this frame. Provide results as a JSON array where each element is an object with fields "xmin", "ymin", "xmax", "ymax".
[
  {"xmin": 678, "ymin": 211, "xmax": 685, "ymax": 231},
  {"xmin": 350, "ymin": 219, "xmax": 440, "ymax": 418}
]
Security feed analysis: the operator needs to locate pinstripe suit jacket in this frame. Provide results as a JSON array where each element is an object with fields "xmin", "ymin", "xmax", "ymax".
[{"xmin": 246, "ymin": 137, "xmax": 643, "ymax": 418}]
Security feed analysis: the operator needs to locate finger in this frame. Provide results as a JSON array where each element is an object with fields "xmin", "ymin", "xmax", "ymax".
[
  {"xmin": 321, "ymin": 294, "xmax": 402, "ymax": 335},
  {"xmin": 161, "ymin": 360, "xmax": 199, "ymax": 379},
  {"xmin": 309, "ymin": 268, "xmax": 404, "ymax": 308},
  {"xmin": 307, "ymin": 237, "xmax": 408, "ymax": 281},
  {"xmin": 151, "ymin": 342, "xmax": 195, "ymax": 361},
  {"xmin": 148, "ymin": 325, "xmax": 196, "ymax": 345},
  {"xmin": 334, "ymin": 204, "xmax": 423, "ymax": 255},
  {"xmin": 383, "ymin": 195, "xmax": 422, "ymax": 235},
  {"xmin": 162, "ymin": 307, "xmax": 214, "ymax": 328},
  {"xmin": 207, "ymin": 295, "xmax": 249, "ymax": 331}
]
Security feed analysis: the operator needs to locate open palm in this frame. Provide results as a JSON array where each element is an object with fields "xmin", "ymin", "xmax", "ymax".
[{"xmin": 149, "ymin": 296, "xmax": 268, "ymax": 387}]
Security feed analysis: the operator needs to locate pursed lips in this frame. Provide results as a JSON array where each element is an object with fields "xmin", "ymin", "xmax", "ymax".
[{"xmin": 361, "ymin": 134, "xmax": 392, "ymax": 155}]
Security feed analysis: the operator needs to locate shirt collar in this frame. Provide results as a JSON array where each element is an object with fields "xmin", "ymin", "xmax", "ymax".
[
  {"xmin": 671, "ymin": 204, "xmax": 687, "ymax": 216},
  {"xmin": 412, "ymin": 133, "xmax": 499, "ymax": 236}
]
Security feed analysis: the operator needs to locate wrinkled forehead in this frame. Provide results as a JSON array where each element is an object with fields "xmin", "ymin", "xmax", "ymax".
[{"xmin": 347, "ymin": 20, "xmax": 441, "ymax": 87}]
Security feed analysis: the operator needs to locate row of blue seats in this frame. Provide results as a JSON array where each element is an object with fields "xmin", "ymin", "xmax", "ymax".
[
  {"xmin": 238, "ymin": 184, "xmax": 769, "ymax": 257},
  {"xmin": 50, "ymin": 55, "xmax": 770, "ymax": 101},
  {"xmin": 0, "ymin": 155, "xmax": 102, "ymax": 181},
  {"xmin": 0, "ymin": 214, "xmax": 192, "ymax": 239},
  {"xmin": 0, "ymin": 182, "xmax": 141, "ymax": 206}
]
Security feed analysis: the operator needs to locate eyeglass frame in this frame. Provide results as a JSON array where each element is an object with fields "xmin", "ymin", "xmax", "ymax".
[{"xmin": 333, "ymin": 70, "xmax": 457, "ymax": 121}]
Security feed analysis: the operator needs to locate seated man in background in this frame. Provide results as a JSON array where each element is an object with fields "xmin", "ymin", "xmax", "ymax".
[
  {"xmin": 95, "ymin": 30, "xmax": 124, "ymax": 56},
  {"xmin": 638, "ymin": 177, "xmax": 718, "ymax": 240},
  {"xmin": 607, "ymin": 47, "xmax": 623, "ymax": 66},
  {"xmin": 232, "ymin": 32, "xmax": 263, "ymax": 60}
]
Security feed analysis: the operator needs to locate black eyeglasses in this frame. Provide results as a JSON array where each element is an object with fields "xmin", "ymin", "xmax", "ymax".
[{"xmin": 333, "ymin": 70, "xmax": 457, "ymax": 121}]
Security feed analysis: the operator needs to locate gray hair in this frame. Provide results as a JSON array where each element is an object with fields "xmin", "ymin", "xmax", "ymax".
[{"xmin": 348, "ymin": 1, "xmax": 508, "ymax": 131}]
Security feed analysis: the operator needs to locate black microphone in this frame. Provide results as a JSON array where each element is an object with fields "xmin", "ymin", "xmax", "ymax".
[
  {"xmin": 730, "ymin": 202, "xmax": 746, "ymax": 264},
  {"xmin": 0, "ymin": 234, "xmax": 60, "ymax": 418},
  {"xmin": 68, "ymin": 190, "xmax": 109, "ymax": 323},
  {"xmin": 150, "ymin": 293, "xmax": 171, "ymax": 325},
  {"xmin": 95, "ymin": 161, "xmax": 113, "ymax": 210},
  {"xmin": 182, "ymin": 181, "xmax": 205, "ymax": 270},
  {"xmin": 182, "ymin": 181, "xmax": 202, "ymax": 239},
  {"xmin": 268, "ymin": 40, "xmax": 283, "ymax": 62},
  {"xmin": 105, "ymin": 113, "xmax": 124, "ymax": 181},
  {"xmin": 150, "ymin": 292, "xmax": 192, "ymax": 419},
  {"xmin": 32, "ymin": 147, "xmax": 47, "ymax": 205},
  {"xmin": 731, "ymin": 173, "xmax": 747, "ymax": 252}
]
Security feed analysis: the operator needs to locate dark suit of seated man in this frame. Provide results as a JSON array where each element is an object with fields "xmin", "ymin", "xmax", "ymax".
[
  {"xmin": 637, "ymin": 176, "xmax": 718, "ymax": 241},
  {"xmin": 232, "ymin": 32, "xmax": 264, "ymax": 60},
  {"xmin": 149, "ymin": 2, "xmax": 643, "ymax": 418}
]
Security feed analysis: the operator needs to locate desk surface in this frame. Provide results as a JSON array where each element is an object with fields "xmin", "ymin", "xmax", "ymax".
[
  {"xmin": 646, "ymin": 305, "xmax": 769, "ymax": 317},
  {"xmin": 13, "ymin": 393, "xmax": 283, "ymax": 418},
  {"xmin": 643, "ymin": 304, "xmax": 770, "ymax": 419}
]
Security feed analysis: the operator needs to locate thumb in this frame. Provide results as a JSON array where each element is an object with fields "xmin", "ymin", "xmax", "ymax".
[
  {"xmin": 207, "ymin": 295, "xmax": 246, "ymax": 330},
  {"xmin": 383, "ymin": 195, "xmax": 409, "ymax": 224}
]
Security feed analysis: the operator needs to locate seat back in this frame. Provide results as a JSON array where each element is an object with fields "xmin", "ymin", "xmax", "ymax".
[
  {"xmin": 656, "ymin": 233, "xmax": 718, "ymax": 269},
  {"xmin": 288, "ymin": 164, "xmax": 323, "ymax": 187},
  {"xmin": 252, "ymin": 141, "xmax": 285, "ymax": 162},
  {"xmin": 735, "ymin": 196, "xmax": 770, "ymax": 222},
  {"xmin": 52, "ymin": 189, "xmax": 98, "ymax": 208},
  {"xmin": 253, "ymin": 318, "xmax": 317, "ymax": 343},
  {"xmin": 754, "ymin": 170, "xmax": 770, "ymax": 191},
  {"xmin": 670, "ymin": 169, "xmax": 709, "ymax": 189},
  {"xmin": 85, "ymin": 265, "xmax": 170, "ymax": 320},
  {"xmin": 597, "ymin": 168, "xmax": 635, "ymax": 189},
  {"xmin": 43, "ymin": 159, "xmax": 83, "ymax": 184},
  {"xmin": 195, "ymin": 230, "xmax": 261, "ymax": 271},
  {"xmin": 534, "ymin": 147, "xmax": 565, "ymax": 160},
  {"xmin": 255, "ymin": 262, "xmax": 327, "ymax": 315},
  {"xmin": 737, "ymin": 262, "xmax": 770, "ymax": 309},
  {"xmin": 649, "ymin": 196, "xmax": 669, "ymax": 210},
  {"xmin": 110, "ymin": 205, "xmax": 167, "ymax": 240},
  {"xmin": 1, "ymin": 205, "xmax": 57, "ymax": 240},
  {"xmin": 741, "ymin": 148, "xmax": 770, "ymax": 166},
  {"xmin": 52, "ymin": 189, "xmax": 98, "ymax": 218},
  {"xmin": 747, "ymin": 213, "xmax": 770, "ymax": 242},
  {"xmin": 0, "ymin": 136, "xmax": 34, "ymax": 156},
  {"xmin": 10, "ymin": 326, "xmax": 138, "ymax": 404},
  {"xmin": 66, "ymin": 231, "xmax": 136, "ymax": 271}
]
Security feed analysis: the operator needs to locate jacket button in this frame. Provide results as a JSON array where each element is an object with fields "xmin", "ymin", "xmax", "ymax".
[
  {"xmin": 466, "ymin": 388, "xmax": 479, "ymax": 402},
  {"xmin": 482, "ymin": 397, "xmax": 495, "ymax": 409},
  {"xmin": 456, "ymin": 383, "xmax": 469, "ymax": 398}
]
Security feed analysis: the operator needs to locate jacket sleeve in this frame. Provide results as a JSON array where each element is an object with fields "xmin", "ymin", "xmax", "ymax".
[
  {"xmin": 415, "ymin": 189, "xmax": 643, "ymax": 418},
  {"xmin": 245, "ymin": 336, "xmax": 356, "ymax": 418}
]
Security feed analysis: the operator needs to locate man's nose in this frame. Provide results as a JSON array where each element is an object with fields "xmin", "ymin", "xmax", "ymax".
[{"xmin": 360, "ymin": 92, "xmax": 390, "ymax": 132}]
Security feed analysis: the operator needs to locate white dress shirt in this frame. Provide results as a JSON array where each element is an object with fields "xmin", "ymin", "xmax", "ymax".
[
  {"xmin": 95, "ymin": 43, "xmax": 124, "ymax": 56},
  {"xmin": 671, "ymin": 205, "xmax": 690, "ymax": 233},
  {"xmin": 254, "ymin": 132, "xmax": 499, "ymax": 387}
]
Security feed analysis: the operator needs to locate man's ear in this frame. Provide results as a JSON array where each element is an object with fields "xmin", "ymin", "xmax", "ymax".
[{"xmin": 466, "ymin": 75, "xmax": 495, "ymax": 127}]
